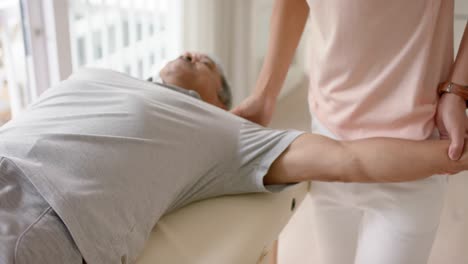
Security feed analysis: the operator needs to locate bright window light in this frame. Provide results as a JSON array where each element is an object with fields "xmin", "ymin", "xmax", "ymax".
[{"xmin": 69, "ymin": 0, "xmax": 182, "ymax": 79}]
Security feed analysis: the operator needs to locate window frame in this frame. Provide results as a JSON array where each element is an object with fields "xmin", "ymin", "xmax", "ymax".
[{"xmin": 22, "ymin": 0, "xmax": 184, "ymax": 97}]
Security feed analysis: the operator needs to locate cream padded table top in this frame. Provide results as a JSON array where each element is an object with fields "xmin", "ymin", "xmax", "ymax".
[{"xmin": 136, "ymin": 182, "xmax": 308, "ymax": 264}]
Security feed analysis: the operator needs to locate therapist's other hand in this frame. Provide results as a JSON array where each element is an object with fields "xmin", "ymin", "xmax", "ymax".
[
  {"xmin": 436, "ymin": 93, "xmax": 468, "ymax": 160},
  {"xmin": 231, "ymin": 93, "xmax": 276, "ymax": 126}
]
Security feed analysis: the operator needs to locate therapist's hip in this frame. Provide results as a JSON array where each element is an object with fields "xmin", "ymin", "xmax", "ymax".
[{"xmin": 309, "ymin": 114, "xmax": 447, "ymax": 229}]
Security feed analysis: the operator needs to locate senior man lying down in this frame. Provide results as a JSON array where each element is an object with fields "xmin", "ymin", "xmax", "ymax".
[{"xmin": 0, "ymin": 51, "xmax": 467, "ymax": 264}]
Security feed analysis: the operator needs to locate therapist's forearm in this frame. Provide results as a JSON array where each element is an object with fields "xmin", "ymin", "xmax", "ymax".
[
  {"xmin": 255, "ymin": 0, "xmax": 309, "ymax": 99},
  {"xmin": 451, "ymin": 22, "xmax": 468, "ymax": 86},
  {"xmin": 266, "ymin": 134, "xmax": 466, "ymax": 184},
  {"xmin": 339, "ymin": 138, "xmax": 461, "ymax": 182}
]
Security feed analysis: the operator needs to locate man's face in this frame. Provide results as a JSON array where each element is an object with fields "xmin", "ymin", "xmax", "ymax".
[{"xmin": 159, "ymin": 52, "xmax": 226, "ymax": 109}]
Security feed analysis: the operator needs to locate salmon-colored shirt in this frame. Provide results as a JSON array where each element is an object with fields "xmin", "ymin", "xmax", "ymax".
[{"xmin": 306, "ymin": 0, "xmax": 454, "ymax": 140}]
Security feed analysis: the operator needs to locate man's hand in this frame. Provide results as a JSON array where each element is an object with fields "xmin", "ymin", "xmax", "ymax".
[
  {"xmin": 231, "ymin": 93, "xmax": 276, "ymax": 126},
  {"xmin": 436, "ymin": 93, "xmax": 468, "ymax": 160}
]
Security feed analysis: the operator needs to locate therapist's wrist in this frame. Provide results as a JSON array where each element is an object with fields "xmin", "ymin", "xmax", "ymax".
[
  {"xmin": 253, "ymin": 81, "xmax": 281, "ymax": 103},
  {"xmin": 438, "ymin": 82, "xmax": 468, "ymax": 107}
]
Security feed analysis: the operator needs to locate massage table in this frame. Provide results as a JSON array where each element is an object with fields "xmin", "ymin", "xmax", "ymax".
[{"xmin": 136, "ymin": 182, "xmax": 309, "ymax": 264}]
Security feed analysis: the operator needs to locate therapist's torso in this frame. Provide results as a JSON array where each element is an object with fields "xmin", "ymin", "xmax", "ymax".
[{"xmin": 306, "ymin": 0, "xmax": 454, "ymax": 140}]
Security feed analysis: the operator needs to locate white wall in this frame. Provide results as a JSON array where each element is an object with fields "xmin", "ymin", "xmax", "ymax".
[{"xmin": 182, "ymin": 0, "xmax": 309, "ymax": 106}]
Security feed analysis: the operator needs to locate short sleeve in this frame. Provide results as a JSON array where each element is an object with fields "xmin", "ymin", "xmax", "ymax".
[{"xmin": 223, "ymin": 120, "xmax": 305, "ymax": 195}]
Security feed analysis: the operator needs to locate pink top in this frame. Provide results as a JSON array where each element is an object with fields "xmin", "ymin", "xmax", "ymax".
[{"xmin": 306, "ymin": 0, "xmax": 454, "ymax": 140}]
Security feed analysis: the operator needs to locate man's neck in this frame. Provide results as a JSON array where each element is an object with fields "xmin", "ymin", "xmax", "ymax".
[{"xmin": 152, "ymin": 81, "xmax": 201, "ymax": 100}]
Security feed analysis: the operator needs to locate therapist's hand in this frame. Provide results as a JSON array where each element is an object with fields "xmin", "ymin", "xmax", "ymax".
[
  {"xmin": 231, "ymin": 93, "xmax": 276, "ymax": 126},
  {"xmin": 436, "ymin": 93, "xmax": 468, "ymax": 160}
]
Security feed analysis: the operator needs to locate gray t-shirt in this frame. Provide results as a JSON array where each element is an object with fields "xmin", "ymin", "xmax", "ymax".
[{"xmin": 0, "ymin": 69, "xmax": 303, "ymax": 264}]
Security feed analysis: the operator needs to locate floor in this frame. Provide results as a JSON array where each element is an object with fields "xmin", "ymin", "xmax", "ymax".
[{"xmin": 269, "ymin": 84, "xmax": 468, "ymax": 264}]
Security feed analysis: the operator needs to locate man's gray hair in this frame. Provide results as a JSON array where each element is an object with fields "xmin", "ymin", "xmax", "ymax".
[
  {"xmin": 147, "ymin": 55, "xmax": 233, "ymax": 109},
  {"xmin": 209, "ymin": 56, "xmax": 232, "ymax": 110}
]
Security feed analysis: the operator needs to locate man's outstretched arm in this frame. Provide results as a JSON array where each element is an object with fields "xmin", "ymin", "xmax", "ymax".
[{"xmin": 265, "ymin": 134, "xmax": 466, "ymax": 184}]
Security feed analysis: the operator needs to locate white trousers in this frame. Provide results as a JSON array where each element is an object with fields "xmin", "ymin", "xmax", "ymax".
[{"xmin": 310, "ymin": 116, "xmax": 447, "ymax": 264}]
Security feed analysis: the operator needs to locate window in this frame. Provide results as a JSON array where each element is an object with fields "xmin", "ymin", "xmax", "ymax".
[
  {"xmin": 68, "ymin": 0, "xmax": 183, "ymax": 77},
  {"xmin": 93, "ymin": 31, "xmax": 103, "ymax": 60},
  {"xmin": 74, "ymin": 13, "xmax": 84, "ymax": 21},
  {"xmin": 160, "ymin": 47, "xmax": 166, "ymax": 61},
  {"xmin": 107, "ymin": 25, "xmax": 116, "ymax": 54},
  {"xmin": 149, "ymin": 23, "xmax": 154, "ymax": 36},
  {"xmin": 159, "ymin": 14, "xmax": 166, "ymax": 31},
  {"xmin": 77, "ymin": 37, "xmax": 87, "ymax": 66},
  {"xmin": 149, "ymin": 53, "xmax": 155, "ymax": 66},
  {"xmin": 136, "ymin": 21, "xmax": 142, "ymax": 41},
  {"xmin": 0, "ymin": 1, "xmax": 30, "ymax": 125},
  {"xmin": 122, "ymin": 19, "xmax": 130, "ymax": 47},
  {"xmin": 125, "ymin": 65, "xmax": 131, "ymax": 75},
  {"xmin": 138, "ymin": 59, "xmax": 144, "ymax": 79}
]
